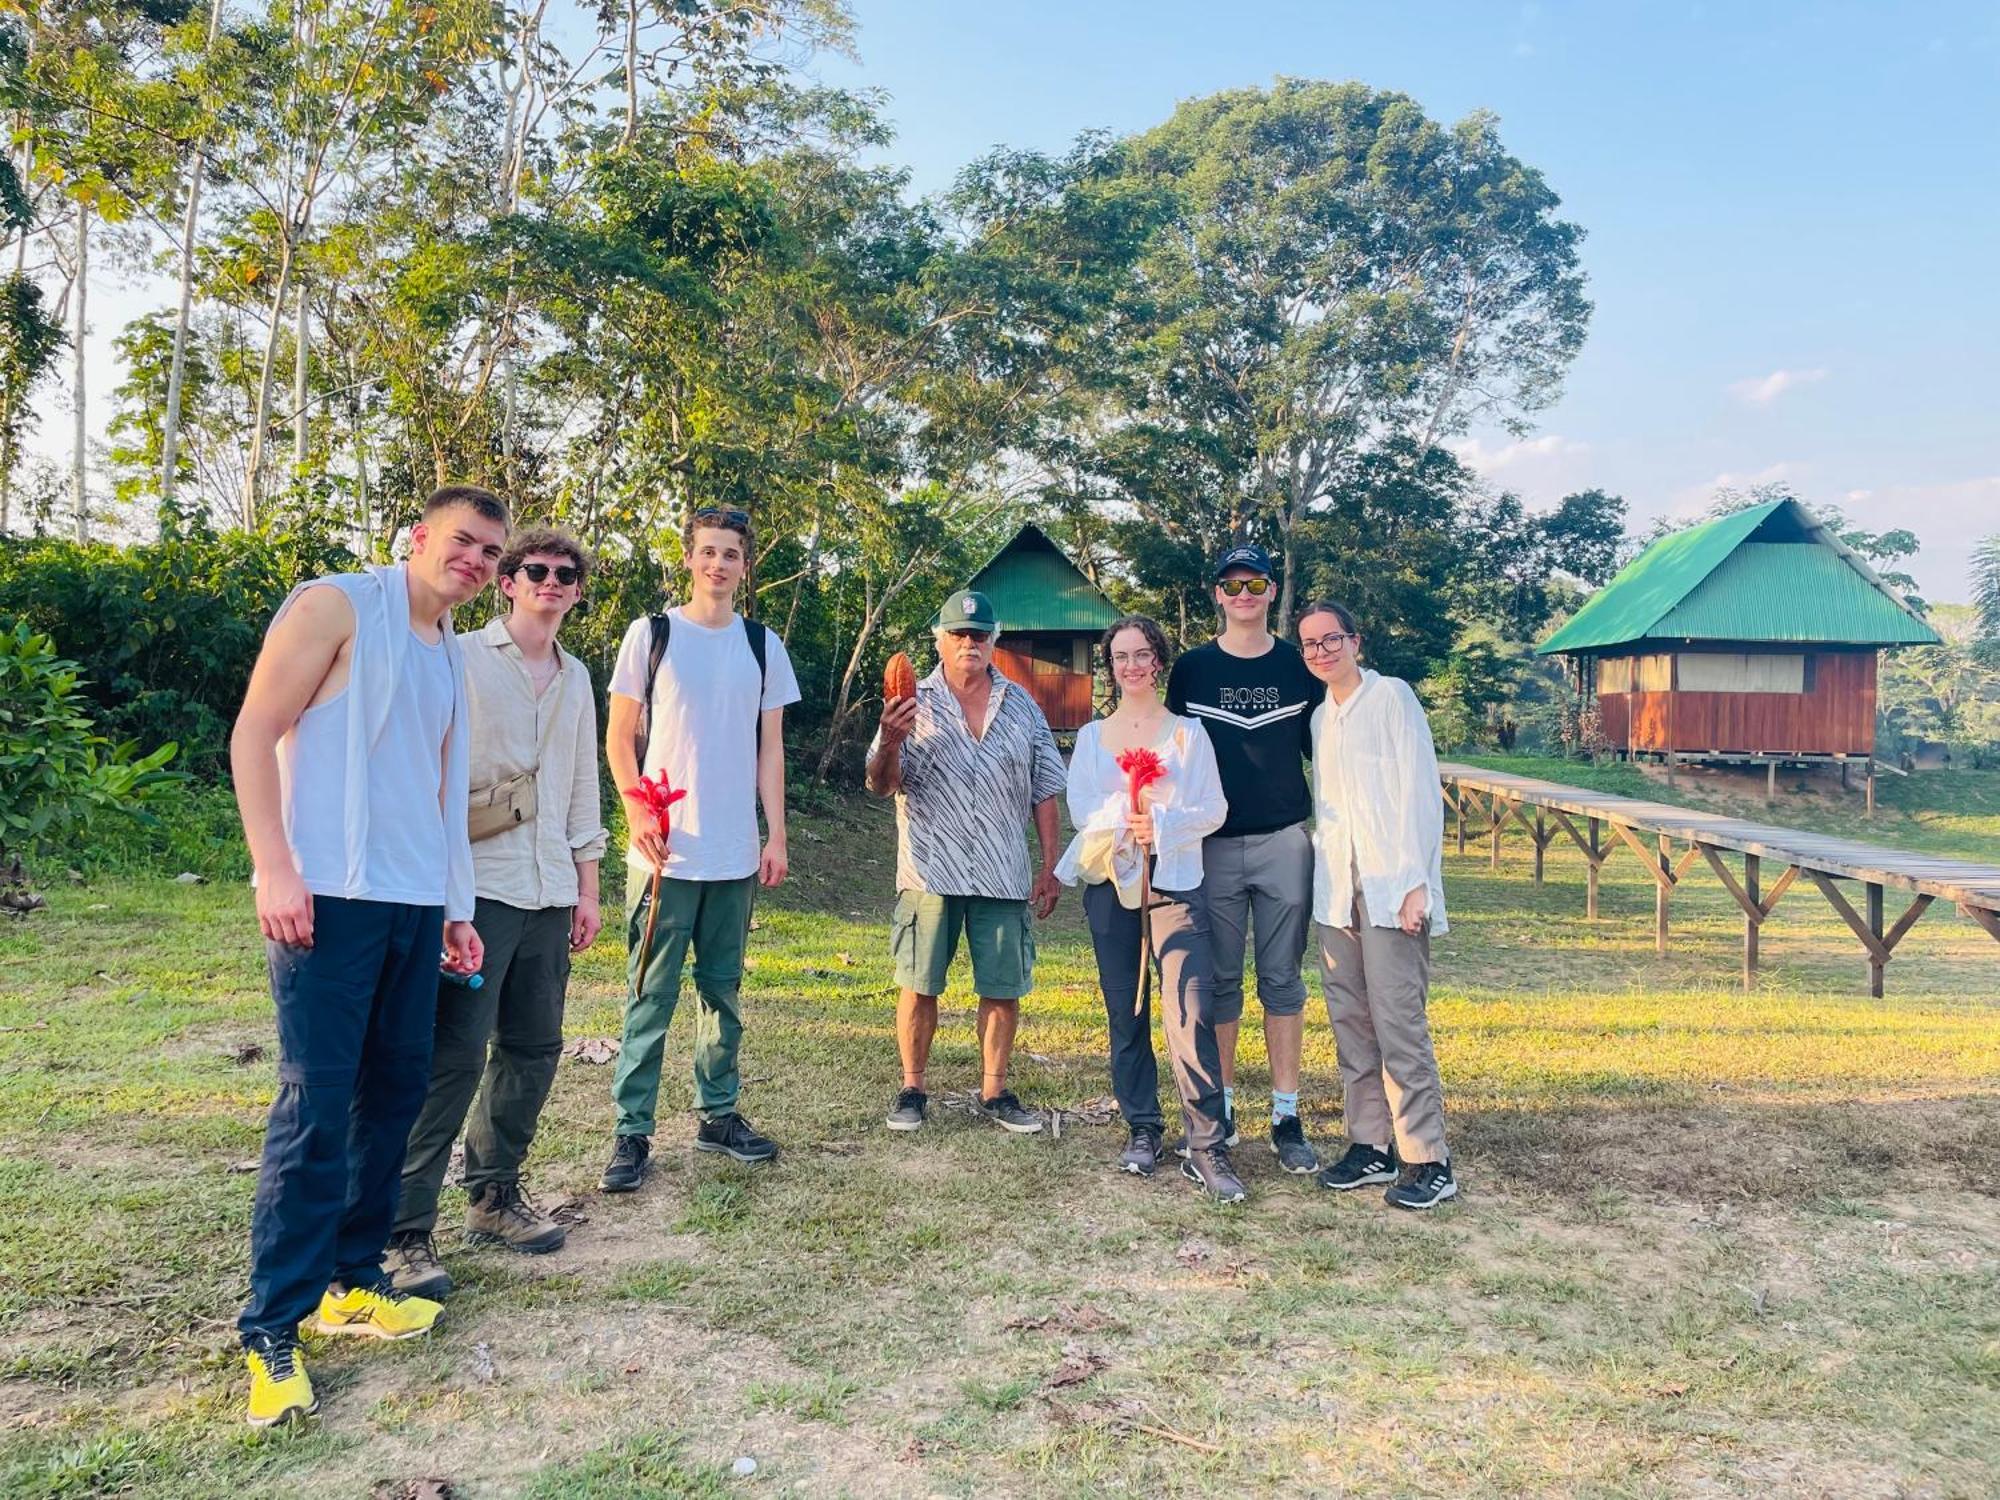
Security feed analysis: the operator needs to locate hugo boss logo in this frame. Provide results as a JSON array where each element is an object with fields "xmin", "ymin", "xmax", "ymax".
[{"xmin": 1219, "ymin": 686, "xmax": 1283, "ymax": 710}]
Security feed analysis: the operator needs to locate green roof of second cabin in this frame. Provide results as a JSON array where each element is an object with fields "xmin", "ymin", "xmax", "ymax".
[
  {"xmin": 948, "ymin": 523, "xmax": 1121, "ymax": 633},
  {"xmin": 1537, "ymin": 498, "xmax": 1940, "ymax": 655}
]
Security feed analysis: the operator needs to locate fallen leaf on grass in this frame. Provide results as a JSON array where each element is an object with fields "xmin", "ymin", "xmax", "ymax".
[
  {"xmin": 833, "ymin": 951, "xmax": 856, "ymax": 966},
  {"xmin": 622, "ymin": 1362, "xmax": 643, "ymax": 1374},
  {"xmin": 1044, "ymin": 1344, "xmax": 1108, "ymax": 1390},
  {"xmin": 545, "ymin": 1196, "xmax": 590, "ymax": 1226},
  {"xmin": 173, "ymin": 872, "xmax": 207, "ymax": 885},
  {"xmin": 563, "ymin": 1037, "xmax": 619, "ymax": 1065},
  {"xmin": 1652, "ymin": 1381, "xmax": 1688, "ymax": 1398},
  {"xmin": 0, "ymin": 1020, "xmax": 49, "ymax": 1033},
  {"xmin": 1175, "ymin": 1239, "xmax": 1212, "ymax": 1269},
  {"xmin": 467, "ymin": 1342, "xmax": 496, "ymax": 1384},
  {"xmin": 223, "ymin": 1042, "xmax": 265, "ymax": 1065},
  {"xmin": 371, "ymin": 1481, "xmax": 454, "ymax": 1500},
  {"xmin": 228, "ymin": 1159, "xmax": 260, "ymax": 1174},
  {"xmin": 1006, "ymin": 1304, "xmax": 1115, "ymax": 1335}
]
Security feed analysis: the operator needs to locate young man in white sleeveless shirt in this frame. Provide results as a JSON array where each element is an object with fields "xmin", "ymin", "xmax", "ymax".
[{"xmin": 229, "ymin": 485, "xmax": 507, "ymax": 1427}]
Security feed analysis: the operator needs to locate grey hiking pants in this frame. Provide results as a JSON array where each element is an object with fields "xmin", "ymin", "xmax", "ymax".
[
  {"xmin": 1201, "ymin": 823, "xmax": 1314, "ymax": 1023},
  {"xmin": 1316, "ymin": 889, "xmax": 1448, "ymax": 1164},
  {"xmin": 1082, "ymin": 879, "xmax": 1229, "ymax": 1151}
]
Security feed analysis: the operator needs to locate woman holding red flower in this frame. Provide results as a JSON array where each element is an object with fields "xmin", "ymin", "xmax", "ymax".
[{"xmin": 1055, "ymin": 616, "xmax": 1243, "ymax": 1201}]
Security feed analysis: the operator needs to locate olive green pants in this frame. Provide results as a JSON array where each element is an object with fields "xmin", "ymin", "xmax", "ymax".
[{"xmin": 612, "ymin": 874, "xmax": 757, "ymax": 1134}]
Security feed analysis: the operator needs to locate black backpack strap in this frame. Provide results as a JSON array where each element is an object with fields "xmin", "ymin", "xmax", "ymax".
[
  {"xmin": 638, "ymin": 612, "xmax": 670, "ymax": 769},
  {"xmin": 744, "ymin": 617, "xmax": 769, "ymax": 754}
]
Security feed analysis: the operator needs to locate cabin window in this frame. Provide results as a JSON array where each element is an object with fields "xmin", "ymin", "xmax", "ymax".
[
  {"xmin": 1597, "ymin": 658, "xmax": 1630, "ymax": 693},
  {"xmin": 1635, "ymin": 654, "xmax": 1673, "ymax": 692},
  {"xmin": 1674, "ymin": 652, "xmax": 1807, "ymax": 693}
]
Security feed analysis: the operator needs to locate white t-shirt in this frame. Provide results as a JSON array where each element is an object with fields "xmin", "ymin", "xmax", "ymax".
[{"xmin": 608, "ymin": 609, "xmax": 801, "ymax": 882}]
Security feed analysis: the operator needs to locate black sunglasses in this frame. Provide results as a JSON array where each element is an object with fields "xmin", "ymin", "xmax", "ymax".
[
  {"xmin": 1219, "ymin": 577, "xmax": 1272, "ymax": 596},
  {"xmin": 515, "ymin": 562, "xmax": 580, "ymax": 586},
  {"xmin": 692, "ymin": 507, "xmax": 751, "ymax": 526}
]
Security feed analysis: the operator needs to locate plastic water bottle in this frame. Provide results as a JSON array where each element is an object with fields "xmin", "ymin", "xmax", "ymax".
[{"xmin": 440, "ymin": 961, "xmax": 484, "ymax": 990}]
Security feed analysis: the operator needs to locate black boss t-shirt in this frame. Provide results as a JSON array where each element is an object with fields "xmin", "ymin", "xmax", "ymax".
[{"xmin": 1166, "ymin": 638, "xmax": 1324, "ymax": 837}]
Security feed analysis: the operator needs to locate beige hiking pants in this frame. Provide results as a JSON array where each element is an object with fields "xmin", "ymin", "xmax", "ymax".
[{"xmin": 1316, "ymin": 890, "xmax": 1448, "ymax": 1165}]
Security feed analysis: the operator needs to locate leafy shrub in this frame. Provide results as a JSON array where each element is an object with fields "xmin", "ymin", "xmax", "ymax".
[{"xmin": 0, "ymin": 621, "xmax": 183, "ymax": 881}]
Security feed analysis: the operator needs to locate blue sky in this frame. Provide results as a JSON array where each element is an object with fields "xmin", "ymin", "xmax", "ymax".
[{"xmin": 811, "ymin": 1, "xmax": 2000, "ymax": 602}]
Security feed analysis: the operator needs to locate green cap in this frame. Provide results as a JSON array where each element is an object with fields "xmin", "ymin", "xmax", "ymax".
[{"xmin": 937, "ymin": 589, "xmax": 999, "ymax": 633}]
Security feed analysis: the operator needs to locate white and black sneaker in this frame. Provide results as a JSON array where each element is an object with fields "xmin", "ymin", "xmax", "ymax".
[
  {"xmin": 1120, "ymin": 1125, "xmax": 1164, "ymax": 1177},
  {"xmin": 1384, "ymin": 1160, "xmax": 1457, "ymax": 1211},
  {"xmin": 885, "ymin": 1087, "xmax": 928, "ymax": 1132},
  {"xmin": 1318, "ymin": 1142, "xmax": 1397, "ymax": 1192},
  {"xmin": 977, "ymin": 1090, "xmax": 1044, "ymax": 1134}
]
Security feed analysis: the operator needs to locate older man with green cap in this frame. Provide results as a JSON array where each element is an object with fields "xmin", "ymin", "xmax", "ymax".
[{"xmin": 865, "ymin": 588, "xmax": 1067, "ymax": 1135}]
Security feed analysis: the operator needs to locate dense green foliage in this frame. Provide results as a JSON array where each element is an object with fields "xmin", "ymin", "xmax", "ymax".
[{"xmin": 0, "ymin": 621, "xmax": 182, "ymax": 875}]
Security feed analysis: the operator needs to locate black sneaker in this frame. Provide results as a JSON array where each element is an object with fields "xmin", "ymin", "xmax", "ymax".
[
  {"xmin": 1385, "ymin": 1159, "xmax": 1458, "ymax": 1211},
  {"xmin": 383, "ymin": 1230, "xmax": 454, "ymax": 1298},
  {"xmin": 599, "ymin": 1133, "xmax": 650, "ymax": 1193},
  {"xmin": 1119, "ymin": 1125, "xmax": 1164, "ymax": 1177},
  {"xmin": 977, "ymin": 1091, "xmax": 1044, "ymax": 1135},
  {"xmin": 1270, "ymin": 1115, "xmax": 1320, "ymax": 1175},
  {"xmin": 885, "ymin": 1087, "xmax": 928, "ymax": 1132},
  {"xmin": 1319, "ymin": 1141, "xmax": 1398, "ymax": 1191},
  {"xmin": 695, "ymin": 1112, "xmax": 779, "ymax": 1164},
  {"xmin": 1180, "ymin": 1145, "xmax": 1247, "ymax": 1203}
]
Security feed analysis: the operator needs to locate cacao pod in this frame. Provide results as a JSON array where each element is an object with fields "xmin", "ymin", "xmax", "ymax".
[{"xmin": 883, "ymin": 651, "xmax": 917, "ymax": 703}]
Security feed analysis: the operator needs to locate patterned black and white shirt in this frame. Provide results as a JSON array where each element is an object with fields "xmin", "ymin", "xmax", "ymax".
[{"xmin": 871, "ymin": 665, "xmax": 1068, "ymax": 900}]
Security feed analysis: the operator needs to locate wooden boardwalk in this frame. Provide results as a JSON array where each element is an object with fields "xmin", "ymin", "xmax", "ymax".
[{"xmin": 1439, "ymin": 763, "xmax": 2000, "ymax": 996}]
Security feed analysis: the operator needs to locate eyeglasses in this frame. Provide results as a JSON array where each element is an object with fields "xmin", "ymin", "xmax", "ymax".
[
  {"xmin": 1218, "ymin": 577, "xmax": 1272, "ymax": 597},
  {"xmin": 1110, "ymin": 649, "xmax": 1158, "ymax": 667},
  {"xmin": 1299, "ymin": 632, "xmax": 1357, "ymax": 657},
  {"xmin": 692, "ymin": 507, "xmax": 751, "ymax": 526},
  {"xmin": 515, "ymin": 562, "xmax": 580, "ymax": 586}
]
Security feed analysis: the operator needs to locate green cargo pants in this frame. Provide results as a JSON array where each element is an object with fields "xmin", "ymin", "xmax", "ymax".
[{"xmin": 612, "ymin": 873, "xmax": 758, "ymax": 1134}]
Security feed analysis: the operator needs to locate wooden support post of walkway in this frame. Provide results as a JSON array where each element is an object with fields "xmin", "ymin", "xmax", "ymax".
[
  {"xmin": 1490, "ymin": 792, "xmax": 1503, "ymax": 872},
  {"xmin": 1766, "ymin": 760, "xmax": 1777, "ymax": 802},
  {"xmin": 1533, "ymin": 812, "xmax": 1547, "ymax": 885},
  {"xmin": 1456, "ymin": 778, "xmax": 1467, "ymax": 855},
  {"xmin": 1655, "ymin": 834, "xmax": 1672, "ymax": 953},
  {"xmin": 1866, "ymin": 764, "xmax": 1877, "ymax": 819},
  {"xmin": 1588, "ymin": 817, "xmax": 1602, "ymax": 918},
  {"xmin": 1743, "ymin": 853, "xmax": 1759, "ymax": 986}
]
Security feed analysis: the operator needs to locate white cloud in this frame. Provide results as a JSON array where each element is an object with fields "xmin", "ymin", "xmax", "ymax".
[
  {"xmin": 1664, "ymin": 461, "xmax": 1800, "ymax": 516},
  {"xmin": 1840, "ymin": 475, "xmax": 2000, "ymax": 604},
  {"xmin": 1727, "ymin": 367, "xmax": 1829, "ymax": 405},
  {"xmin": 1448, "ymin": 432, "xmax": 1588, "ymax": 476}
]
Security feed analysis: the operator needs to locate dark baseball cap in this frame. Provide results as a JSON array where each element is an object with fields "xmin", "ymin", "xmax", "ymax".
[
  {"xmin": 937, "ymin": 588, "xmax": 999, "ymax": 633},
  {"xmin": 1213, "ymin": 543, "xmax": 1274, "ymax": 581}
]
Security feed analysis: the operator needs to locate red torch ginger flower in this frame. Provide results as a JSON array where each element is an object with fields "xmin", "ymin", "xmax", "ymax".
[
  {"xmin": 1114, "ymin": 746, "xmax": 1167, "ymax": 812},
  {"xmin": 623, "ymin": 771, "xmax": 687, "ymax": 836}
]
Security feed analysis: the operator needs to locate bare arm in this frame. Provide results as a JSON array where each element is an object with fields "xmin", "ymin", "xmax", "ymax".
[
  {"xmin": 757, "ymin": 706, "xmax": 788, "ymax": 887},
  {"xmin": 866, "ymin": 697, "xmax": 918, "ymax": 796},
  {"xmin": 1030, "ymin": 795, "xmax": 1062, "ymax": 918},
  {"xmin": 229, "ymin": 585, "xmax": 351, "ymax": 946},
  {"xmin": 605, "ymin": 692, "xmax": 665, "ymax": 871}
]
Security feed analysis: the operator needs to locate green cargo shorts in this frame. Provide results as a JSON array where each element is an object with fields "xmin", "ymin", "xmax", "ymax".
[{"xmin": 891, "ymin": 890, "xmax": 1035, "ymax": 1000}]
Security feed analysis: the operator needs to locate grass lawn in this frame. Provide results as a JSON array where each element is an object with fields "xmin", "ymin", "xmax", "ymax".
[{"xmin": 3, "ymin": 790, "xmax": 1998, "ymax": 1497}]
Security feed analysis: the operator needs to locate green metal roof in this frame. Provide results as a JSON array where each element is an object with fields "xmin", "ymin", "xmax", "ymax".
[
  {"xmin": 1537, "ymin": 499, "xmax": 1939, "ymax": 654},
  {"xmin": 950, "ymin": 524, "xmax": 1121, "ymax": 633}
]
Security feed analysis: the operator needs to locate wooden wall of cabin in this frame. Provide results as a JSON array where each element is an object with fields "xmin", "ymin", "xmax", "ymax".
[
  {"xmin": 1593, "ymin": 649, "xmax": 1876, "ymax": 756},
  {"xmin": 994, "ymin": 633, "xmax": 1097, "ymax": 731}
]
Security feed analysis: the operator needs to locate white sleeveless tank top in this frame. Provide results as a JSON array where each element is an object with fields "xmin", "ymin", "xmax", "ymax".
[{"xmin": 282, "ymin": 629, "xmax": 455, "ymax": 906}]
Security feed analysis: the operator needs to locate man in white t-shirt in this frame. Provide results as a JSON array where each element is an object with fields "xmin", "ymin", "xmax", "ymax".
[{"xmin": 598, "ymin": 507, "xmax": 801, "ymax": 1190}]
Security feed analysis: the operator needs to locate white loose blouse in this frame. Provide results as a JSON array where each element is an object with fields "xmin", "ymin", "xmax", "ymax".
[
  {"xmin": 1308, "ymin": 669, "xmax": 1449, "ymax": 933},
  {"xmin": 1054, "ymin": 714, "xmax": 1227, "ymax": 897}
]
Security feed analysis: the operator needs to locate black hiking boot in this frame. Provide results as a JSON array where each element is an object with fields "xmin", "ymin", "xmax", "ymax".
[{"xmin": 598, "ymin": 1133, "xmax": 650, "ymax": 1193}]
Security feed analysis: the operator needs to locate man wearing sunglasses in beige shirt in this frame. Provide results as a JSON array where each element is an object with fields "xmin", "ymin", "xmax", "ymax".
[{"xmin": 387, "ymin": 529, "xmax": 607, "ymax": 1298}]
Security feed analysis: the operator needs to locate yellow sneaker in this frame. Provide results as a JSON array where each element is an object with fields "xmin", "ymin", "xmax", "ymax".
[
  {"xmin": 306, "ymin": 1283, "xmax": 442, "ymax": 1341},
  {"xmin": 245, "ymin": 1338, "xmax": 317, "ymax": 1427}
]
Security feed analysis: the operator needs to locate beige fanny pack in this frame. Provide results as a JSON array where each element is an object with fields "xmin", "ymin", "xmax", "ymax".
[{"xmin": 468, "ymin": 769, "xmax": 538, "ymax": 842}]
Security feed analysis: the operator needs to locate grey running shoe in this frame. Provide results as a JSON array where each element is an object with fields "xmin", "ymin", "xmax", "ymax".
[
  {"xmin": 1318, "ymin": 1141, "xmax": 1397, "ymax": 1192},
  {"xmin": 383, "ymin": 1231, "xmax": 453, "ymax": 1299},
  {"xmin": 464, "ymin": 1181, "xmax": 566, "ymax": 1254},
  {"xmin": 1119, "ymin": 1125, "xmax": 1164, "ymax": 1177},
  {"xmin": 1180, "ymin": 1145, "xmax": 1247, "ymax": 1203},
  {"xmin": 1385, "ymin": 1160, "xmax": 1458, "ymax": 1211},
  {"xmin": 599, "ymin": 1133, "xmax": 649, "ymax": 1192},
  {"xmin": 978, "ymin": 1091, "xmax": 1044, "ymax": 1134},
  {"xmin": 886, "ymin": 1086, "xmax": 928, "ymax": 1132},
  {"xmin": 1270, "ymin": 1115, "xmax": 1320, "ymax": 1175},
  {"xmin": 695, "ymin": 1112, "xmax": 779, "ymax": 1163}
]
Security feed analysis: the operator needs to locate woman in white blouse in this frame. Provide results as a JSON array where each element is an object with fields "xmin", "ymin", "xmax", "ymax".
[
  {"xmin": 1055, "ymin": 616, "xmax": 1243, "ymax": 1201},
  {"xmin": 1298, "ymin": 600, "xmax": 1457, "ymax": 1210}
]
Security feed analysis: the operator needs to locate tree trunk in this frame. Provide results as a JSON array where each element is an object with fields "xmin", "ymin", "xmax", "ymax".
[
  {"xmin": 240, "ymin": 236, "xmax": 295, "ymax": 531},
  {"xmin": 292, "ymin": 282, "xmax": 309, "ymax": 476},
  {"xmin": 71, "ymin": 202, "xmax": 87, "ymax": 542},
  {"xmin": 160, "ymin": 0, "xmax": 225, "ymax": 513}
]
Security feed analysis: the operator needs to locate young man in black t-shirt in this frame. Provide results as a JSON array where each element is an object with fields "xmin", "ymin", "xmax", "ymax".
[{"xmin": 1165, "ymin": 543, "xmax": 1326, "ymax": 1176}]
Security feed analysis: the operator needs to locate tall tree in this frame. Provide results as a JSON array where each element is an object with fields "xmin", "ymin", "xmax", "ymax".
[{"xmin": 1079, "ymin": 81, "xmax": 1591, "ymax": 626}]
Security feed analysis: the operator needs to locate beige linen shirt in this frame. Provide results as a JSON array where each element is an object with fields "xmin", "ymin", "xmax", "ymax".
[{"xmin": 463, "ymin": 615, "xmax": 607, "ymax": 909}]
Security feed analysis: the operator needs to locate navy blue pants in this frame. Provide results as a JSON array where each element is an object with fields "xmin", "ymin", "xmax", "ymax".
[{"xmin": 239, "ymin": 896, "xmax": 443, "ymax": 1345}]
